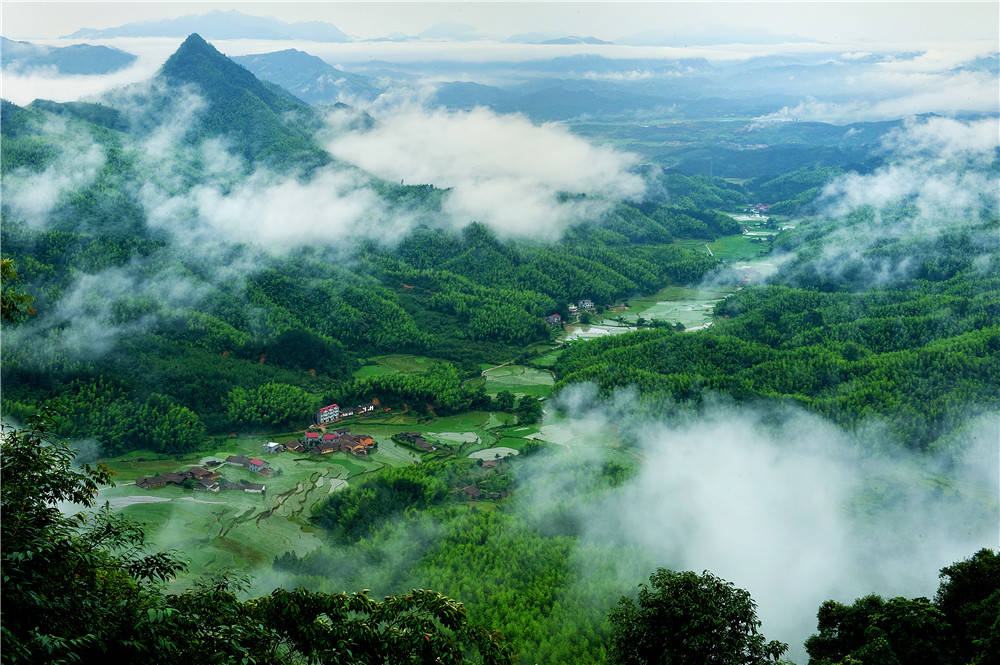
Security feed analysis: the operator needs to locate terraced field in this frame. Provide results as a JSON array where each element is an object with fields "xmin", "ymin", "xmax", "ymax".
[{"xmin": 95, "ymin": 410, "xmax": 531, "ymax": 586}]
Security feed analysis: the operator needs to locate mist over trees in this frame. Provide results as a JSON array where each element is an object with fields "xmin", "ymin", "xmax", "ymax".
[{"xmin": 1, "ymin": 23, "xmax": 997, "ymax": 665}]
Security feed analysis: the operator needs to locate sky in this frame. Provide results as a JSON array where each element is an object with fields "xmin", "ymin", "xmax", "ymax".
[{"xmin": 2, "ymin": 1, "xmax": 998, "ymax": 44}]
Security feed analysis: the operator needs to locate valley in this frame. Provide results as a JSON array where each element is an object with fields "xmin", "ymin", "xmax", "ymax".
[{"xmin": 1, "ymin": 8, "xmax": 997, "ymax": 665}]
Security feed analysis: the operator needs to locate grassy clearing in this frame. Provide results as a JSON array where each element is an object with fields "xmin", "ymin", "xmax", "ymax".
[
  {"xmin": 352, "ymin": 354, "xmax": 444, "ymax": 379},
  {"xmin": 466, "ymin": 365, "xmax": 555, "ymax": 398},
  {"xmin": 496, "ymin": 437, "xmax": 539, "ymax": 452},
  {"xmin": 529, "ymin": 347, "xmax": 565, "ymax": 368},
  {"xmin": 708, "ymin": 234, "xmax": 768, "ymax": 261}
]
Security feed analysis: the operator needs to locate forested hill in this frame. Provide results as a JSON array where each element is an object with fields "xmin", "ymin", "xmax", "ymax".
[
  {"xmin": 0, "ymin": 34, "xmax": 750, "ymax": 456},
  {"xmin": 157, "ymin": 33, "xmax": 328, "ymax": 166},
  {"xmin": 554, "ymin": 217, "xmax": 1000, "ymax": 453},
  {"xmin": 232, "ymin": 48, "xmax": 383, "ymax": 104}
]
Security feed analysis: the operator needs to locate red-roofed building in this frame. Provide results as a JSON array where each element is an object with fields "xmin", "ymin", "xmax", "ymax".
[
  {"xmin": 317, "ymin": 403, "xmax": 341, "ymax": 425},
  {"xmin": 248, "ymin": 458, "xmax": 269, "ymax": 473}
]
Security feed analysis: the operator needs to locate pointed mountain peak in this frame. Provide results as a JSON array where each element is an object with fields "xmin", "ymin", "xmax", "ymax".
[
  {"xmin": 179, "ymin": 32, "xmax": 211, "ymax": 49},
  {"xmin": 160, "ymin": 33, "xmax": 231, "ymax": 78}
]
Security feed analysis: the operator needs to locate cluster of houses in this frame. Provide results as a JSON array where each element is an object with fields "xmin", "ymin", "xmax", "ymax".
[
  {"xmin": 744, "ymin": 203, "xmax": 771, "ymax": 216},
  {"xmin": 547, "ymin": 298, "xmax": 597, "ymax": 326},
  {"xmin": 226, "ymin": 455, "xmax": 272, "ymax": 475},
  {"xmin": 302, "ymin": 429, "xmax": 376, "ymax": 456},
  {"xmin": 135, "ymin": 462, "xmax": 266, "ymax": 494},
  {"xmin": 316, "ymin": 401, "xmax": 376, "ymax": 426}
]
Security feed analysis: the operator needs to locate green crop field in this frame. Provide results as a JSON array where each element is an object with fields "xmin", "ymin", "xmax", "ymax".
[
  {"xmin": 708, "ymin": 234, "xmax": 769, "ymax": 261},
  {"xmin": 528, "ymin": 347, "xmax": 565, "ymax": 368},
  {"xmin": 93, "ymin": 411, "xmax": 534, "ymax": 584},
  {"xmin": 619, "ymin": 284, "xmax": 733, "ymax": 329},
  {"xmin": 465, "ymin": 365, "xmax": 555, "ymax": 397},
  {"xmin": 352, "ymin": 354, "xmax": 445, "ymax": 379}
]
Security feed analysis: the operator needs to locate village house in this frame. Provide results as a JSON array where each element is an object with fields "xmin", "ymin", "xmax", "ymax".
[
  {"xmin": 226, "ymin": 455, "xmax": 253, "ymax": 468},
  {"xmin": 137, "ymin": 465, "xmax": 222, "ymax": 491},
  {"xmin": 161, "ymin": 472, "xmax": 186, "ymax": 485},
  {"xmin": 302, "ymin": 427, "xmax": 375, "ymax": 456},
  {"xmin": 262, "ymin": 441, "xmax": 284, "ymax": 454},
  {"xmin": 284, "ymin": 440, "xmax": 304, "ymax": 453},
  {"xmin": 545, "ymin": 313, "xmax": 562, "ymax": 325},
  {"xmin": 316, "ymin": 433, "xmax": 340, "ymax": 454},
  {"xmin": 195, "ymin": 478, "xmax": 220, "ymax": 492},
  {"xmin": 341, "ymin": 435, "xmax": 375, "ymax": 455},
  {"xmin": 317, "ymin": 403, "xmax": 340, "ymax": 425},
  {"xmin": 578, "ymin": 299, "xmax": 595, "ymax": 310},
  {"xmin": 567, "ymin": 304, "xmax": 578, "ymax": 315},
  {"xmin": 316, "ymin": 402, "xmax": 376, "ymax": 425},
  {"xmin": 136, "ymin": 476, "xmax": 166, "ymax": 489},
  {"xmin": 187, "ymin": 466, "xmax": 220, "ymax": 481},
  {"xmin": 248, "ymin": 458, "xmax": 269, "ymax": 473}
]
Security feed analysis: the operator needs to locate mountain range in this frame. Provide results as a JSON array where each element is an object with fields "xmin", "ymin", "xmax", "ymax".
[
  {"xmin": 232, "ymin": 49, "xmax": 382, "ymax": 104},
  {"xmin": 65, "ymin": 10, "xmax": 349, "ymax": 42},
  {"xmin": 1, "ymin": 36, "xmax": 136, "ymax": 75}
]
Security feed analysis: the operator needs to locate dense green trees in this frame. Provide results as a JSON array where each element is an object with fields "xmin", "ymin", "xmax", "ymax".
[
  {"xmin": 223, "ymin": 381, "xmax": 321, "ymax": 428},
  {"xmin": 0, "ymin": 417, "xmax": 512, "ymax": 665},
  {"xmin": 514, "ymin": 395, "xmax": 543, "ymax": 424},
  {"xmin": 609, "ymin": 569, "xmax": 788, "ymax": 665},
  {"xmin": 0, "ymin": 259, "xmax": 34, "ymax": 322},
  {"xmin": 554, "ymin": 226, "xmax": 1000, "ymax": 452},
  {"xmin": 805, "ymin": 549, "xmax": 1000, "ymax": 665},
  {"xmin": 53, "ymin": 379, "xmax": 206, "ymax": 455},
  {"xmin": 312, "ymin": 463, "xmax": 451, "ymax": 541},
  {"xmin": 337, "ymin": 362, "xmax": 489, "ymax": 415}
]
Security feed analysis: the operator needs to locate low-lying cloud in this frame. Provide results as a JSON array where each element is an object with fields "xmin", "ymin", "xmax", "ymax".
[
  {"xmin": 325, "ymin": 105, "xmax": 646, "ymax": 239},
  {"xmin": 821, "ymin": 116, "xmax": 998, "ymax": 227},
  {"xmin": 526, "ymin": 388, "xmax": 999, "ymax": 662},
  {"xmin": 773, "ymin": 116, "xmax": 1000, "ymax": 287},
  {"xmin": 2, "ymin": 116, "xmax": 106, "ymax": 228},
  {"xmin": 752, "ymin": 68, "xmax": 998, "ymax": 123}
]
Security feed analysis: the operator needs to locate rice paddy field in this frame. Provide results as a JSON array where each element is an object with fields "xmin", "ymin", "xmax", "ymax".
[
  {"xmin": 528, "ymin": 346, "xmax": 565, "ymax": 368},
  {"xmin": 618, "ymin": 284, "xmax": 733, "ymax": 329},
  {"xmin": 466, "ymin": 364, "xmax": 555, "ymax": 397},
  {"xmin": 673, "ymin": 233, "xmax": 769, "ymax": 262},
  {"xmin": 95, "ymin": 410, "xmax": 529, "ymax": 586}
]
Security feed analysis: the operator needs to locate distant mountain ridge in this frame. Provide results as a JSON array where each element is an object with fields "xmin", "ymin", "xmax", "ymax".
[
  {"xmin": 505, "ymin": 34, "xmax": 613, "ymax": 45},
  {"xmin": 65, "ymin": 9, "xmax": 349, "ymax": 42},
  {"xmin": 1, "ymin": 36, "xmax": 136, "ymax": 74},
  {"xmin": 232, "ymin": 49, "xmax": 382, "ymax": 104}
]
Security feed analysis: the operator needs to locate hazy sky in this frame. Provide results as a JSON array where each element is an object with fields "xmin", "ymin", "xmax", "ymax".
[{"xmin": 3, "ymin": 1, "xmax": 997, "ymax": 43}]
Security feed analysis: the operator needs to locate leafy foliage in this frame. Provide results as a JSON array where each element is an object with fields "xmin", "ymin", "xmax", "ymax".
[
  {"xmin": 555, "ymin": 223, "xmax": 1000, "ymax": 451},
  {"xmin": 0, "ymin": 416, "xmax": 512, "ymax": 664},
  {"xmin": 805, "ymin": 550, "xmax": 999, "ymax": 665},
  {"xmin": 609, "ymin": 568, "xmax": 788, "ymax": 665}
]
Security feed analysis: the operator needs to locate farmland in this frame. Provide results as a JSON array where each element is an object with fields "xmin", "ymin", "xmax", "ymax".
[
  {"xmin": 94, "ymin": 409, "xmax": 544, "ymax": 585},
  {"xmin": 465, "ymin": 364, "xmax": 555, "ymax": 398}
]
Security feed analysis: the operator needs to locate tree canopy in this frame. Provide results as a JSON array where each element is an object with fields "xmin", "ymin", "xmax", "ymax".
[
  {"xmin": 0, "ymin": 416, "xmax": 513, "ymax": 665},
  {"xmin": 608, "ymin": 568, "xmax": 788, "ymax": 665}
]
